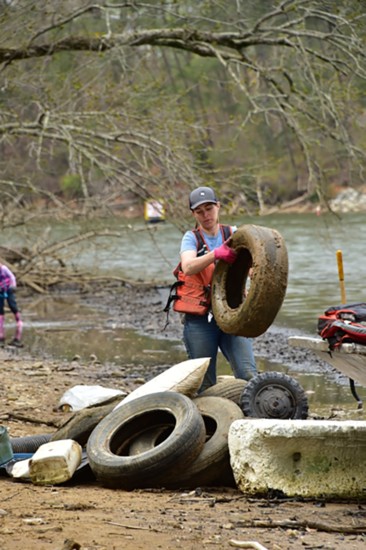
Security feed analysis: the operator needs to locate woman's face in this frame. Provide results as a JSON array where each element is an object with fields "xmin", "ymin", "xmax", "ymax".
[{"xmin": 192, "ymin": 202, "xmax": 220, "ymax": 231}]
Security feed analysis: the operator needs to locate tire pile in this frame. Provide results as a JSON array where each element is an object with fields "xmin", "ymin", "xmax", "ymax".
[
  {"xmin": 11, "ymin": 374, "xmax": 308, "ymax": 489},
  {"xmin": 86, "ymin": 379, "xmax": 246, "ymax": 490},
  {"xmin": 79, "ymin": 224, "xmax": 293, "ymax": 489}
]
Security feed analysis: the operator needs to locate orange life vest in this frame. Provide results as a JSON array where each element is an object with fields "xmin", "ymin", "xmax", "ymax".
[{"xmin": 164, "ymin": 225, "xmax": 232, "ymax": 316}]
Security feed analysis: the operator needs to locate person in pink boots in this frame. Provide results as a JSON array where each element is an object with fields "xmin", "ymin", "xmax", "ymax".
[{"xmin": 0, "ymin": 263, "xmax": 23, "ymax": 348}]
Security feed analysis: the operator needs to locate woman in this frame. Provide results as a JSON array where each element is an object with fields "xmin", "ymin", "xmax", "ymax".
[{"xmin": 179, "ymin": 186, "xmax": 257, "ymax": 391}]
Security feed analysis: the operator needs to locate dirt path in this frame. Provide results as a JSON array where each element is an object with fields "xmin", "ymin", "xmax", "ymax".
[{"xmin": 1, "ymin": 286, "xmax": 366, "ymax": 549}]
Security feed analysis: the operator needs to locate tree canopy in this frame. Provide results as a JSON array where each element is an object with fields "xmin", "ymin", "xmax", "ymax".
[{"xmin": 1, "ymin": 0, "xmax": 366, "ymax": 225}]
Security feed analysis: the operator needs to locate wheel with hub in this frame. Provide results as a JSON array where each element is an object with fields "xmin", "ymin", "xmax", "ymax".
[{"xmin": 239, "ymin": 372, "xmax": 309, "ymax": 419}]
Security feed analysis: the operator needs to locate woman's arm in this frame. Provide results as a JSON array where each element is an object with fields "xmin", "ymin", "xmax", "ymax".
[
  {"xmin": 180, "ymin": 249, "xmax": 215, "ymax": 275},
  {"xmin": 1, "ymin": 265, "xmax": 16, "ymax": 288}
]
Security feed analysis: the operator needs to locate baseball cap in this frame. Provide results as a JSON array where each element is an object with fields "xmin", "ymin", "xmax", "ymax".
[{"xmin": 189, "ymin": 186, "xmax": 218, "ymax": 210}]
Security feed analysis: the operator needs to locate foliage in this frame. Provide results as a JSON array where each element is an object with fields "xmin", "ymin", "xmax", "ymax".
[
  {"xmin": 59, "ymin": 174, "xmax": 83, "ymax": 198},
  {"xmin": 0, "ymin": 0, "xmax": 366, "ymax": 227}
]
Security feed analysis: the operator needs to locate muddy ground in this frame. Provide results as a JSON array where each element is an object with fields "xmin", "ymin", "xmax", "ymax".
[{"xmin": 1, "ymin": 284, "xmax": 366, "ymax": 550}]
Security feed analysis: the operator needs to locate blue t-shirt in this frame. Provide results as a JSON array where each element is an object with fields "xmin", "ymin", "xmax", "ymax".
[{"xmin": 180, "ymin": 226, "xmax": 236, "ymax": 254}]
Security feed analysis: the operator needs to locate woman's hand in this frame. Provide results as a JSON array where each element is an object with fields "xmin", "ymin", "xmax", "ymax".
[{"xmin": 214, "ymin": 241, "xmax": 237, "ymax": 264}]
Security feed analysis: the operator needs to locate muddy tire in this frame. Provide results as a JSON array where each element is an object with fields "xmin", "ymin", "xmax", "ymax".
[
  {"xmin": 128, "ymin": 426, "xmax": 173, "ymax": 456},
  {"xmin": 86, "ymin": 392, "xmax": 206, "ymax": 489},
  {"xmin": 200, "ymin": 377, "xmax": 247, "ymax": 405},
  {"xmin": 212, "ymin": 224, "xmax": 288, "ymax": 337},
  {"xmin": 127, "ymin": 396, "xmax": 244, "ymax": 488},
  {"xmin": 50, "ymin": 397, "xmax": 121, "ymax": 447},
  {"xmin": 164, "ymin": 396, "xmax": 244, "ymax": 488},
  {"xmin": 239, "ymin": 372, "xmax": 309, "ymax": 419}
]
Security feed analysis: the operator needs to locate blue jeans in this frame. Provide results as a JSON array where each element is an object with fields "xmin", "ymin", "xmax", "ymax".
[
  {"xmin": 0, "ymin": 288, "xmax": 18, "ymax": 315},
  {"xmin": 183, "ymin": 313, "xmax": 257, "ymax": 392}
]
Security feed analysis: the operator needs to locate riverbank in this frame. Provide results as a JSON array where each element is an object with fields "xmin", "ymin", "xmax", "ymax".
[
  {"xmin": 79, "ymin": 282, "xmax": 344, "ymax": 382},
  {"xmin": 1, "ymin": 283, "xmax": 366, "ymax": 550}
]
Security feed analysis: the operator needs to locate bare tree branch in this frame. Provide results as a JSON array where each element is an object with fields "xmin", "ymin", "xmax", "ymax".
[{"xmin": 0, "ymin": 0, "xmax": 365, "ymax": 222}]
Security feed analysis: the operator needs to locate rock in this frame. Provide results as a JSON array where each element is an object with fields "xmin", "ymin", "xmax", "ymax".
[{"xmin": 329, "ymin": 188, "xmax": 366, "ymax": 212}]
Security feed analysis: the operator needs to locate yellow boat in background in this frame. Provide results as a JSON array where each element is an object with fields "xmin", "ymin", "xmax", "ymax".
[{"xmin": 144, "ymin": 200, "xmax": 165, "ymax": 223}]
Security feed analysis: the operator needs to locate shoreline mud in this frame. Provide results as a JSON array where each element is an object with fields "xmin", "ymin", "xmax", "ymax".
[{"xmin": 78, "ymin": 283, "xmax": 344, "ymax": 384}]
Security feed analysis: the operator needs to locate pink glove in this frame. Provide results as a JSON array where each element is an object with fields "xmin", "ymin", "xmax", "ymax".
[{"xmin": 214, "ymin": 241, "xmax": 237, "ymax": 264}]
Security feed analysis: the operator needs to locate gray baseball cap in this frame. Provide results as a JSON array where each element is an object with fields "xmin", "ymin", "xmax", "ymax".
[{"xmin": 189, "ymin": 186, "xmax": 218, "ymax": 210}]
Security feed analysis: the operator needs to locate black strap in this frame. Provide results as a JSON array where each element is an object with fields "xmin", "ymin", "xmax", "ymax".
[
  {"xmin": 222, "ymin": 225, "xmax": 232, "ymax": 240},
  {"xmin": 163, "ymin": 281, "xmax": 182, "ymax": 313},
  {"xmin": 193, "ymin": 225, "xmax": 232, "ymax": 256},
  {"xmin": 193, "ymin": 229, "xmax": 207, "ymax": 257}
]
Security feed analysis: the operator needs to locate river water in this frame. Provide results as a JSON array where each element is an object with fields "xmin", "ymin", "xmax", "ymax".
[
  {"xmin": 8, "ymin": 210, "xmax": 365, "ymax": 330},
  {"xmin": 3, "ymin": 211, "xmax": 366, "ymax": 416}
]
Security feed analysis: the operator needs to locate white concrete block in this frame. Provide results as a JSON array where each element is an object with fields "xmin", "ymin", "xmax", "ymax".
[{"xmin": 229, "ymin": 418, "xmax": 366, "ymax": 499}]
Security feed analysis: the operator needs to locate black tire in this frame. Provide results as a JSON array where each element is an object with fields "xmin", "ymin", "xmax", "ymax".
[
  {"xmin": 212, "ymin": 224, "xmax": 288, "ymax": 337},
  {"xmin": 239, "ymin": 372, "xmax": 309, "ymax": 419},
  {"xmin": 200, "ymin": 377, "xmax": 247, "ymax": 405},
  {"xmin": 50, "ymin": 397, "xmax": 121, "ymax": 447},
  {"xmin": 86, "ymin": 391, "xmax": 206, "ymax": 489},
  {"xmin": 163, "ymin": 396, "xmax": 244, "ymax": 488},
  {"xmin": 128, "ymin": 426, "xmax": 174, "ymax": 456}
]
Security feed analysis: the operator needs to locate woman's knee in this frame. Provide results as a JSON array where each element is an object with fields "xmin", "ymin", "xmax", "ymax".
[{"xmin": 221, "ymin": 336, "xmax": 257, "ymax": 377}]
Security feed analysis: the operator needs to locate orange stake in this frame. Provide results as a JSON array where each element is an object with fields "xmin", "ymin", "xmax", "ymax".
[{"xmin": 336, "ymin": 250, "xmax": 347, "ymax": 304}]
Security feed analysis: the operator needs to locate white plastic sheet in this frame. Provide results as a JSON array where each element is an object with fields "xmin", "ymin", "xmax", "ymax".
[{"xmin": 58, "ymin": 384, "xmax": 126, "ymax": 411}]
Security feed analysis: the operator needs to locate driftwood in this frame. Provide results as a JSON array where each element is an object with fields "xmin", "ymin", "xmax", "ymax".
[
  {"xmin": 175, "ymin": 492, "xmax": 366, "ymax": 535},
  {"xmin": 6, "ymin": 413, "xmax": 59, "ymax": 428},
  {"xmin": 0, "ymin": 245, "xmax": 31, "ymax": 264},
  {"xmin": 106, "ymin": 520, "xmax": 163, "ymax": 532},
  {"xmin": 1, "ymin": 228, "xmax": 159, "ymax": 293},
  {"xmin": 233, "ymin": 518, "xmax": 366, "ymax": 535}
]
